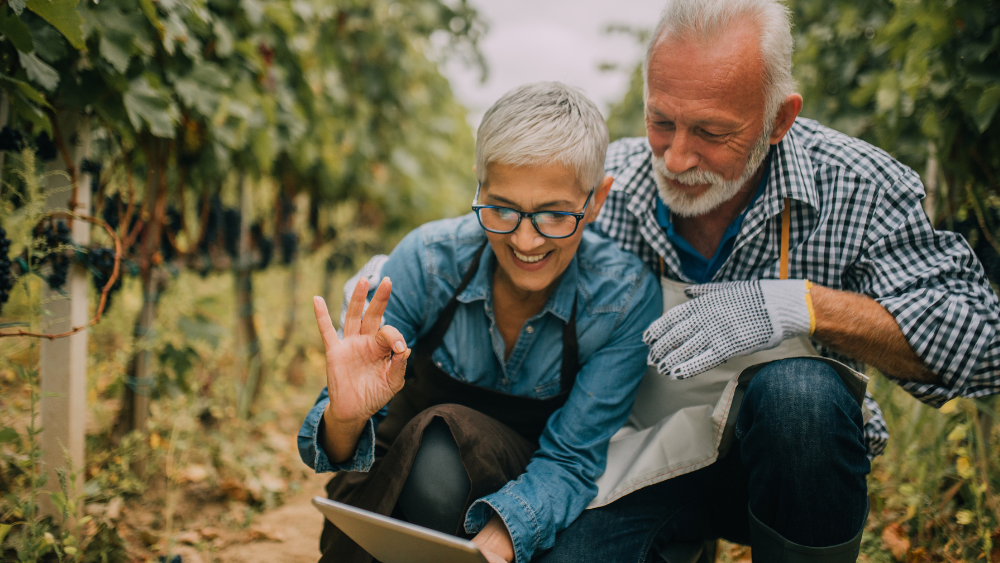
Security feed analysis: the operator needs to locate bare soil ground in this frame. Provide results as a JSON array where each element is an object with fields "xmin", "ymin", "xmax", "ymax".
[{"xmin": 215, "ymin": 474, "xmax": 328, "ymax": 563}]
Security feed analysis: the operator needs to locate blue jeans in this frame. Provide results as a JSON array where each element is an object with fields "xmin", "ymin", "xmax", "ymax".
[{"xmin": 534, "ymin": 358, "xmax": 871, "ymax": 562}]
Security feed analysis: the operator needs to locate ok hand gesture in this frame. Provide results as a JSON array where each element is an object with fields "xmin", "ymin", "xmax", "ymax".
[{"xmin": 313, "ymin": 277, "xmax": 410, "ymax": 462}]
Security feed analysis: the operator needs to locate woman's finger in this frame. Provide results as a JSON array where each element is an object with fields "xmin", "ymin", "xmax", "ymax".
[
  {"xmin": 361, "ymin": 278, "xmax": 392, "ymax": 335},
  {"xmin": 312, "ymin": 296, "xmax": 340, "ymax": 351},
  {"xmin": 373, "ymin": 324, "xmax": 408, "ymax": 356},
  {"xmin": 342, "ymin": 277, "xmax": 369, "ymax": 338}
]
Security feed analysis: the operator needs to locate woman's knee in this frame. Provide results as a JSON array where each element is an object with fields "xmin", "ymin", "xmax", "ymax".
[{"xmin": 397, "ymin": 418, "xmax": 471, "ymax": 533}]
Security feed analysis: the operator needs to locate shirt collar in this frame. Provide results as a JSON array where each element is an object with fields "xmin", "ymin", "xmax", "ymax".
[
  {"xmin": 735, "ymin": 122, "xmax": 818, "ymax": 250},
  {"xmin": 456, "ymin": 242, "xmax": 580, "ymax": 323}
]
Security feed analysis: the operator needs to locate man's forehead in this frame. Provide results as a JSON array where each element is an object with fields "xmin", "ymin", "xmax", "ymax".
[{"xmin": 646, "ymin": 21, "xmax": 768, "ymax": 117}]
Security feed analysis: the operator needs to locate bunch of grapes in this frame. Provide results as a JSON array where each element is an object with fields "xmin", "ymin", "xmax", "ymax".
[
  {"xmin": 33, "ymin": 131, "xmax": 57, "ymax": 161},
  {"xmin": 88, "ymin": 247, "xmax": 122, "ymax": 311},
  {"xmin": 40, "ymin": 222, "xmax": 72, "ymax": 291},
  {"xmin": 279, "ymin": 231, "xmax": 298, "ymax": 265},
  {"xmin": 0, "ymin": 126, "xmax": 24, "ymax": 152},
  {"xmin": 198, "ymin": 196, "xmax": 223, "ymax": 252},
  {"xmin": 81, "ymin": 159, "xmax": 102, "ymax": 194},
  {"xmin": 222, "ymin": 208, "xmax": 241, "ymax": 258},
  {"xmin": 250, "ymin": 223, "xmax": 273, "ymax": 270},
  {"xmin": 161, "ymin": 206, "xmax": 183, "ymax": 262},
  {"xmin": 0, "ymin": 226, "xmax": 13, "ymax": 314},
  {"xmin": 102, "ymin": 194, "xmax": 121, "ymax": 232}
]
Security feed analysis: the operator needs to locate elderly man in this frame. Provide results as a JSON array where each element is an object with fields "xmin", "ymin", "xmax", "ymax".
[{"xmin": 534, "ymin": 0, "xmax": 1000, "ymax": 562}]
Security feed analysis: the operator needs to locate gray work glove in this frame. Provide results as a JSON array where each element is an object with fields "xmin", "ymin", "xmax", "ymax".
[
  {"xmin": 338, "ymin": 254, "xmax": 390, "ymax": 338},
  {"xmin": 643, "ymin": 280, "xmax": 814, "ymax": 379}
]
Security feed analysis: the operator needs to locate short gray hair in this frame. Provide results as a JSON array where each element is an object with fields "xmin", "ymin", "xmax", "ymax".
[
  {"xmin": 642, "ymin": 0, "xmax": 796, "ymax": 123},
  {"xmin": 476, "ymin": 82, "xmax": 608, "ymax": 191}
]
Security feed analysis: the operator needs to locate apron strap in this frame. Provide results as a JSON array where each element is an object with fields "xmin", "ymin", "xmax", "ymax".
[
  {"xmin": 560, "ymin": 299, "xmax": 579, "ymax": 392},
  {"xmin": 779, "ymin": 197, "xmax": 791, "ymax": 280},
  {"xmin": 415, "ymin": 241, "xmax": 489, "ymax": 354}
]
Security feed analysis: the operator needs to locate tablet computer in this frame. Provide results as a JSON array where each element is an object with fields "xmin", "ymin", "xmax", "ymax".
[{"xmin": 311, "ymin": 497, "xmax": 489, "ymax": 563}]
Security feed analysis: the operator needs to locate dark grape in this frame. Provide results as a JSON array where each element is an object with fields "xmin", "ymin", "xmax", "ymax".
[
  {"xmin": 34, "ymin": 131, "xmax": 58, "ymax": 161},
  {"xmin": 81, "ymin": 159, "xmax": 102, "ymax": 194},
  {"xmin": 0, "ymin": 226, "xmax": 13, "ymax": 314},
  {"xmin": 279, "ymin": 231, "xmax": 297, "ymax": 265},
  {"xmin": 250, "ymin": 223, "xmax": 273, "ymax": 269},
  {"xmin": 0, "ymin": 126, "xmax": 24, "ymax": 152},
  {"xmin": 44, "ymin": 222, "xmax": 72, "ymax": 291},
  {"xmin": 88, "ymin": 247, "xmax": 122, "ymax": 311},
  {"xmin": 198, "ymin": 196, "xmax": 222, "ymax": 252},
  {"xmin": 102, "ymin": 194, "xmax": 121, "ymax": 231},
  {"xmin": 222, "ymin": 208, "xmax": 241, "ymax": 258},
  {"xmin": 161, "ymin": 207, "xmax": 183, "ymax": 262}
]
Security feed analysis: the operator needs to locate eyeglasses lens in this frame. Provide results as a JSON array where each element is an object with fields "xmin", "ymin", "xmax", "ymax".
[{"xmin": 533, "ymin": 213, "xmax": 577, "ymax": 237}]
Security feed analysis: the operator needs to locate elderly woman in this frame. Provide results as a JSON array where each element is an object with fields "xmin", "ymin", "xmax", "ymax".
[{"xmin": 298, "ymin": 82, "xmax": 661, "ymax": 563}]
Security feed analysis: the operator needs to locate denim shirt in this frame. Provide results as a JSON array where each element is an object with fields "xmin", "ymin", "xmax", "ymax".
[{"xmin": 298, "ymin": 213, "xmax": 661, "ymax": 563}]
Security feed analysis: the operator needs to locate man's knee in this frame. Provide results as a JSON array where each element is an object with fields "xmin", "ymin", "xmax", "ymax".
[{"xmin": 737, "ymin": 359, "xmax": 864, "ymax": 455}]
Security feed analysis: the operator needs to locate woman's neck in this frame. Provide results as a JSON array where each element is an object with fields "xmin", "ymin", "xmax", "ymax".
[{"xmin": 491, "ymin": 267, "xmax": 559, "ymax": 360}]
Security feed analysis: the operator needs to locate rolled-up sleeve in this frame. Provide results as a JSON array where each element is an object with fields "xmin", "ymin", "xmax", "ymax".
[
  {"xmin": 847, "ymin": 170, "xmax": 1000, "ymax": 406},
  {"xmin": 464, "ymin": 269, "xmax": 662, "ymax": 563},
  {"xmin": 297, "ymin": 387, "xmax": 384, "ymax": 473}
]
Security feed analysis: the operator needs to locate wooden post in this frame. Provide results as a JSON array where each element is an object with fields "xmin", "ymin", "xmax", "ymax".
[{"xmin": 39, "ymin": 112, "xmax": 91, "ymax": 516}]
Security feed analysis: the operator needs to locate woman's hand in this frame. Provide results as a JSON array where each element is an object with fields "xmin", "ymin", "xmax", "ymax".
[
  {"xmin": 313, "ymin": 277, "xmax": 410, "ymax": 463},
  {"xmin": 472, "ymin": 514, "xmax": 515, "ymax": 563}
]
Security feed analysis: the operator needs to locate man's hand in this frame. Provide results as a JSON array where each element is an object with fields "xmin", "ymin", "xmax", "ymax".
[
  {"xmin": 472, "ymin": 514, "xmax": 515, "ymax": 563},
  {"xmin": 644, "ymin": 280, "xmax": 812, "ymax": 379},
  {"xmin": 313, "ymin": 277, "xmax": 411, "ymax": 463}
]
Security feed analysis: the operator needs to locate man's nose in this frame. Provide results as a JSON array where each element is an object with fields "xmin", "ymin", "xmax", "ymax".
[
  {"xmin": 663, "ymin": 129, "xmax": 700, "ymax": 174},
  {"xmin": 510, "ymin": 218, "xmax": 545, "ymax": 251}
]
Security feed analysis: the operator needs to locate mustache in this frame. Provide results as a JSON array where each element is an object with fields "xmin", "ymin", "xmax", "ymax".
[{"xmin": 652, "ymin": 160, "xmax": 727, "ymax": 188}]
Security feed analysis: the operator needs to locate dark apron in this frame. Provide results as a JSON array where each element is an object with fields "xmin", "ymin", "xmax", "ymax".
[{"xmin": 319, "ymin": 242, "xmax": 580, "ymax": 563}]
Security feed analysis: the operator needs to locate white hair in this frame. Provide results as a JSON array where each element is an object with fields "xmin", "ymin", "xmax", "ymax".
[
  {"xmin": 642, "ymin": 0, "xmax": 796, "ymax": 123},
  {"xmin": 476, "ymin": 82, "xmax": 608, "ymax": 192}
]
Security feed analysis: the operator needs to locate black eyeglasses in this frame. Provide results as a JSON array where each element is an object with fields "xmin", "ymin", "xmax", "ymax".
[{"xmin": 471, "ymin": 183, "xmax": 594, "ymax": 239}]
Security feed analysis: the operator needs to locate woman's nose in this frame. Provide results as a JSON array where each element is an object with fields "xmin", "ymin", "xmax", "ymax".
[{"xmin": 510, "ymin": 218, "xmax": 545, "ymax": 251}]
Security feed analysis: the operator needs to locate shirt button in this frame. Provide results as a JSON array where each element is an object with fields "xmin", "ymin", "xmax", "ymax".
[
  {"xmin": 525, "ymin": 325, "xmax": 534, "ymax": 334},
  {"xmin": 436, "ymin": 362, "xmax": 442, "ymax": 367},
  {"xmin": 501, "ymin": 378, "xmax": 508, "ymax": 386}
]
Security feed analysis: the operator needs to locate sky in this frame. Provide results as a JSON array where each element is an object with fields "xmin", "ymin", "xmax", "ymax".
[{"xmin": 439, "ymin": 0, "xmax": 667, "ymax": 127}]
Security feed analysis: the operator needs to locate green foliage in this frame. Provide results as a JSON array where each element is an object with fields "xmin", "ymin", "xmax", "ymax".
[
  {"xmin": 0, "ymin": 366, "xmax": 128, "ymax": 562},
  {"xmin": 602, "ymin": 24, "xmax": 649, "ymax": 142},
  {"xmin": 789, "ymin": 0, "xmax": 1000, "ymax": 239},
  {"xmin": 0, "ymin": 0, "xmax": 482, "ymax": 231}
]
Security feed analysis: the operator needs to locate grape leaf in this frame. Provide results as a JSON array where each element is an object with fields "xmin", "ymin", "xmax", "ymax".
[
  {"xmin": 123, "ymin": 75, "xmax": 179, "ymax": 138},
  {"xmin": 0, "ymin": 6, "xmax": 35, "ymax": 53},
  {"xmin": 17, "ymin": 50, "xmax": 59, "ymax": 91},
  {"xmin": 99, "ymin": 32, "xmax": 133, "ymax": 74},
  {"xmin": 24, "ymin": 0, "xmax": 84, "ymax": 50}
]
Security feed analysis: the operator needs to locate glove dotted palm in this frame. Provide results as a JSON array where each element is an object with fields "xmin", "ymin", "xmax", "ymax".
[{"xmin": 642, "ymin": 279, "xmax": 813, "ymax": 379}]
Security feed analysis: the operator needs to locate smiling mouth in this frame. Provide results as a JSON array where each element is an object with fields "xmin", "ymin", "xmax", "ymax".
[{"xmin": 513, "ymin": 249, "xmax": 551, "ymax": 264}]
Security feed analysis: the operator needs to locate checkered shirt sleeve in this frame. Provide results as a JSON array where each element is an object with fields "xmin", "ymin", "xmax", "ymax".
[{"xmin": 594, "ymin": 120, "xmax": 1000, "ymax": 458}]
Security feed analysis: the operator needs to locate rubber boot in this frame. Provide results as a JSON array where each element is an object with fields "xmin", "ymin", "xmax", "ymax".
[{"xmin": 748, "ymin": 501, "xmax": 867, "ymax": 563}]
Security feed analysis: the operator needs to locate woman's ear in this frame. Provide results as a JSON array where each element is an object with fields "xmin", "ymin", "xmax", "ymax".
[{"xmin": 587, "ymin": 175, "xmax": 614, "ymax": 223}]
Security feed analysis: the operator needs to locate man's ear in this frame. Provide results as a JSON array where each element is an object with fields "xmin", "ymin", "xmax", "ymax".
[
  {"xmin": 768, "ymin": 93, "xmax": 803, "ymax": 145},
  {"xmin": 588, "ymin": 175, "xmax": 614, "ymax": 223}
]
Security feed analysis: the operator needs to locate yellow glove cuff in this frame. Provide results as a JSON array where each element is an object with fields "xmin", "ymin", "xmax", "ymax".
[{"xmin": 804, "ymin": 280, "xmax": 816, "ymax": 336}]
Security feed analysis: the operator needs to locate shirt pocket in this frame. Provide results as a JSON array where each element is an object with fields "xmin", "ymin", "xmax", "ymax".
[{"xmin": 534, "ymin": 379, "xmax": 561, "ymax": 400}]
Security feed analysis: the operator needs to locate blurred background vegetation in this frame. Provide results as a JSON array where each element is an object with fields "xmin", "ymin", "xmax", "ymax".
[{"xmin": 0, "ymin": 0, "xmax": 998, "ymax": 561}]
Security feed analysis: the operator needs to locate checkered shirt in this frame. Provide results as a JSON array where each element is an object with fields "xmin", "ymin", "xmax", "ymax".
[{"xmin": 595, "ymin": 118, "xmax": 1000, "ymax": 458}]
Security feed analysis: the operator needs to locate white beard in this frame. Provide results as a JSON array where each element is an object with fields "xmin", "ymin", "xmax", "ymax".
[{"xmin": 651, "ymin": 131, "xmax": 772, "ymax": 218}]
